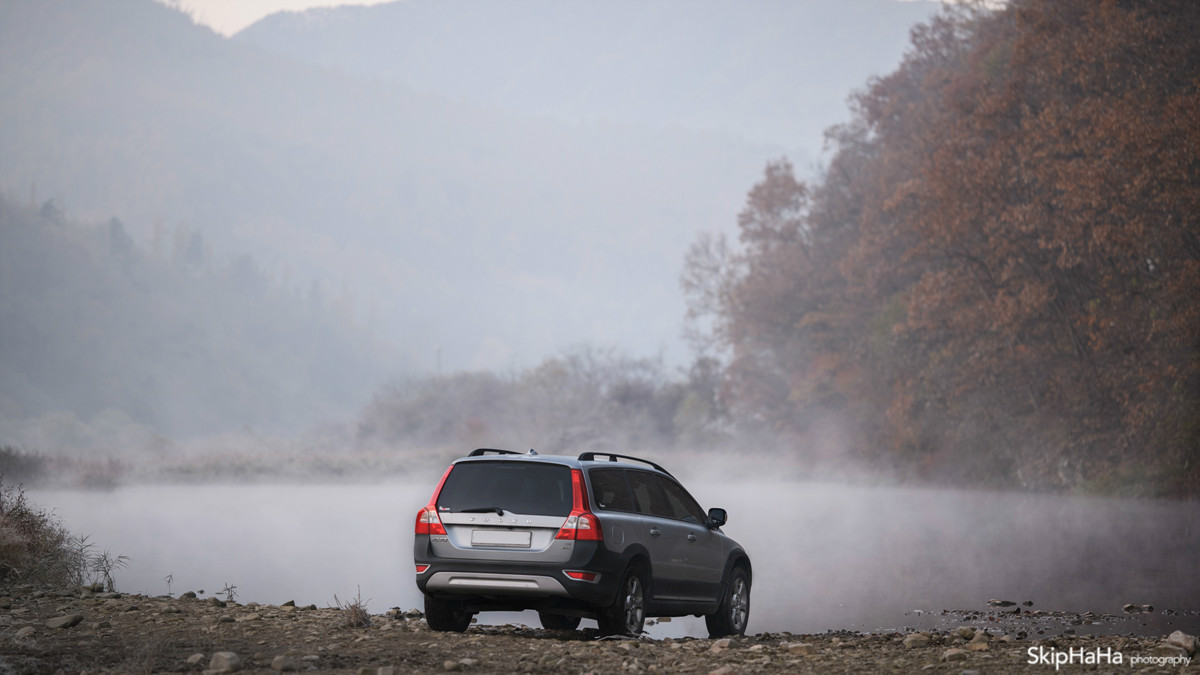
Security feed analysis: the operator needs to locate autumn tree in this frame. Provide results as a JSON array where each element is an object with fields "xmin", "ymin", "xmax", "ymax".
[{"xmin": 686, "ymin": 0, "xmax": 1200, "ymax": 495}]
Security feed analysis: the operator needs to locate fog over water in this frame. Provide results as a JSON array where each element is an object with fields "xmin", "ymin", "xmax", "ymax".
[{"xmin": 32, "ymin": 479, "xmax": 1200, "ymax": 639}]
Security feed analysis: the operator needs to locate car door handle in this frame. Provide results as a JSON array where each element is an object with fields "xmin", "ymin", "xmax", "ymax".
[
  {"xmin": 649, "ymin": 528, "xmax": 661, "ymax": 536},
  {"xmin": 687, "ymin": 534, "xmax": 697, "ymax": 542}
]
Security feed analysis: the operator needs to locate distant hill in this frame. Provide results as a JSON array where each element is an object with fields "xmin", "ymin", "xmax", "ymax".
[
  {"xmin": 0, "ymin": 0, "xmax": 940, "ymax": 440},
  {"xmin": 0, "ymin": 196, "xmax": 395, "ymax": 438},
  {"xmin": 236, "ymin": 0, "xmax": 940, "ymax": 149}
]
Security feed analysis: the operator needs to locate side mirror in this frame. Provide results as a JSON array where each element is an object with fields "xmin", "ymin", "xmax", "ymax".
[{"xmin": 706, "ymin": 507, "xmax": 727, "ymax": 529}]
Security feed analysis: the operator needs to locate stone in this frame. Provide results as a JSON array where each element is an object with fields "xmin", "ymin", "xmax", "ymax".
[
  {"xmin": 180, "ymin": 591, "xmax": 197, "ymax": 599},
  {"xmin": 15, "ymin": 626, "xmax": 35, "ymax": 638},
  {"xmin": 210, "ymin": 597, "xmax": 227, "ymax": 608},
  {"xmin": 271, "ymin": 655, "xmax": 302, "ymax": 672},
  {"xmin": 281, "ymin": 600, "xmax": 296, "ymax": 607},
  {"xmin": 46, "ymin": 614, "xmax": 84, "ymax": 629},
  {"xmin": 0, "ymin": 598, "xmax": 10, "ymax": 609},
  {"xmin": 709, "ymin": 638, "xmax": 732, "ymax": 652},
  {"xmin": 986, "ymin": 599, "xmax": 1015, "ymax": 607},
  {"xmin": 709, "ymin": 667, "xmax": 734, "ymax": 675},
  {"xmin": 903, "ymin": 633, "xmax": 930, "ymax": 649},
  {"xmin": 442, "ymin": 660, "xmax": 460, "ymax": 671},
  {"xmin": 457, "ymin": 659, "xmax": 476, "ymax": 668},
  {"xmin": 1152, "ymin": 644, "xmax": 1189, "ymax": 659},
  {"xmin": 186, "ymin": 653, "xmax": 206, "ymax": 665},
  {"xmin": 1166, "ymin": 630, "xmax": 1197, "ymax": 656},
  {"xmin": 941, "ymin": 648, "xmax": 968, "ymax": 662},
  {"xmin": 786, "ymin": 642, "xmax": 816, "ymax": 655},
  {"xmin": 966, "ymin": 641, "xmax": 989, "ymax": 651},
  {"xmin": 209, "ymin": 651, "xmax": 242, "ymax": 672},
  {"xmin": 955, "ymin": 627, "xmax": 974, "ymax": 640}
]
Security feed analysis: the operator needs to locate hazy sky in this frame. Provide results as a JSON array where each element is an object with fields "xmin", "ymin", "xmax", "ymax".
[
  {"xmin": 157, "ymin": 0, "xmax": 393, "ymax": 36},
  {"xmin": 158, "ymin": 0, "xmax": 950, "ymax": 38}
]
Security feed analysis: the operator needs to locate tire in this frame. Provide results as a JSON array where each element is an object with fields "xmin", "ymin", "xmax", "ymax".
[
  {"xmin": 705, "ymin": 566, "xmax": 750, "ymax": 637},
  {"xmin": 424, "ymin": 594, "xmax": 473, "ymax": 632},
  {"xmin": 538, "ymin": 611, "xmax": 582, "ymax": 631},
  {"xmin": 597, "ymin": 565, "xmax": 646, "ymax": 636}
]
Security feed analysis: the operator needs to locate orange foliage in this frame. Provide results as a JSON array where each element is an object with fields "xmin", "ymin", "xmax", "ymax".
[{"xmin": 685, "ymin": 0, "xmax": 1200, "ymax": 495}]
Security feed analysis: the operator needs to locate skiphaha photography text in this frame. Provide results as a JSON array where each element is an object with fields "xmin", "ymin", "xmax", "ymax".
[{"xmin": 1027, "ymin": 646, "xmax": 1191, "ymax": 670}]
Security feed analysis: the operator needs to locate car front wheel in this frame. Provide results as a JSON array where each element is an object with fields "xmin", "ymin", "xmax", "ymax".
[
  {"xmin": 705, "ymin": 566, "xmax": 750, "ymax": 637},
  {"xmin": 597, "ymin": 566, "xmax": 646, "ymax": 636},
  {"xmin": 424, "ymin": 594, "xmax": 473, "ymax": 632}
]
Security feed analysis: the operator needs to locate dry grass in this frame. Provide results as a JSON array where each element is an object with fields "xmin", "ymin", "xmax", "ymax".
[
  {"xmin": 0, "ymin": 476, "xmax": 127, "ymax": 588},
  {"xmin": 333, "ymin": 586, "xmax": 372, "ymax": 628}
]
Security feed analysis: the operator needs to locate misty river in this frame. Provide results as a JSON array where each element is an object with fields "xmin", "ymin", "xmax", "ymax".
[{"xmin": 30, "ymin": 480, "xmax": 1200, "ymax": 639}]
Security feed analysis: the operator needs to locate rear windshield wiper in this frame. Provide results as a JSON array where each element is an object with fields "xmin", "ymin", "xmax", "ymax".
[{"xmin": 457, "ymin": 506, "xmax": 506, "ymax": 516}]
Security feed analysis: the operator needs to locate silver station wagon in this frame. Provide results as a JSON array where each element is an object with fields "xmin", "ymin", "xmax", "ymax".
[{"xmin": 413, "ymin": 449, "xmax": 752, "ymax": 637}]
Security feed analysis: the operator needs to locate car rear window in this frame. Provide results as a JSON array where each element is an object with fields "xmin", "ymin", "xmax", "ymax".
[{"xmin": 436, "ymin": 461, "xmax": 573, "ymax": 517}]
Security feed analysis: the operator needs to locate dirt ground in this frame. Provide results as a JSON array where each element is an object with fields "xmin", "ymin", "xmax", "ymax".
[{"xmin": 1, "ymin": 584, "xmax": 1194, "ymax": 674}]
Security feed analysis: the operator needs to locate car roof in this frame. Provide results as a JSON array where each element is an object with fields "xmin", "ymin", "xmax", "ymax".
[{"xmin": 455, "ymin": 448, "xmax": 673, "ymax": 477}]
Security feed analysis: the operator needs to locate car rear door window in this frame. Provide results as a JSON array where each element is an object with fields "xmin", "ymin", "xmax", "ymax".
[
  {"xmin": 654, "ymin": 475, "xmax": 707, "ymax": 524},
  {"xmin": 436, "ymin": 461, "xmax": 572, "ymax": 516},
  {"xmin": 627, "ymin": 470, "xmax": 673, "ymax": 519},
  {"xmin": 589, "ymin": 469, "xmax": 635, "ymax": 512}
]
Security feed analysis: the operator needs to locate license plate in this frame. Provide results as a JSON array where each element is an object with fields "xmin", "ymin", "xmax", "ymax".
[{"xmin": 471, "ymin": 529, "xmax": 532, "ymax": 548}]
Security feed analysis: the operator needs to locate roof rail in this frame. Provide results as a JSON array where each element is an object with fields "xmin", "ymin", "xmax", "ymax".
[
  {"xmin": 469, "ymin": 448, "xmax": 522, "ymax": 457},
  {"xmin": 577, "ymin": 452, "xmax": 671, "ymax": 476}
]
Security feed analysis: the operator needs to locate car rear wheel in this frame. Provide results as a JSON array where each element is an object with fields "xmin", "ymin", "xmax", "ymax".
[
  {"xmin": 597, "ymin": 565, "xmax": 646, "ymax": 636},
  {"xmin": 424, "ymin": 595, "xmax": 473, "ymax": 632},
  {"xmin": 538, "ymin": 611, "xmax": 582, "ymax": 631},
  {"xmin": 705, "ymin": 566, "xmax": 750, "ymax": 637}
]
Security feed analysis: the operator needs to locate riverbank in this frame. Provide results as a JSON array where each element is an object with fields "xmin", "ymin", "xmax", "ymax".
[{"xmin": 1, "ymin": 584, "xmax": 1195, "ymax": 674}]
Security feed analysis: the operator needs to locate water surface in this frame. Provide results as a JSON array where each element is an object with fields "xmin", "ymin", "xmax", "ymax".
[{"xmin": 32, "ymin": 480, "xmax": 1200, "ymax": 638}]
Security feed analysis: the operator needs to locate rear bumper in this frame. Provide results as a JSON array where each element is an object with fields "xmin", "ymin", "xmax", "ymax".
[
  {"xmin": 425, "ymin": 571, "xmax": 569, "ymax": 595},
  {"xmin": 414, "ymin": 537, "xmax": 620, "ymax": 608}
]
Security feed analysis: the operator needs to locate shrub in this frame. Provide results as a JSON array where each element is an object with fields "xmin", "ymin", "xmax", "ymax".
[{"xmin": 0, "ymin": 476, "xmax": 127, "ymax": 587}]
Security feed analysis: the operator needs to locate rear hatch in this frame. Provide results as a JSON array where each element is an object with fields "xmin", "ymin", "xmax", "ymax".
[{"xmin": 432, "ymin": 460, "xmax": 575, "ymax": 562}]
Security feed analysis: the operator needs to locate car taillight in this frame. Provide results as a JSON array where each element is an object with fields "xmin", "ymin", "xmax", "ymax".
[
  {"xmin": 564, "ymin": 570, "xmax": 598, "ymax": 582},
  {"xmin": 415, "ymin": 564, "xmax": 430, "ymax": 574},
  {"xmin": 555, "ymin": 469, "xmax": 603, "ymax": 541},
  {"xmin": 415, "ymin": 506, "xmax": 446, "ymax": 535},
  {"xmin": 415, "ymin": 465, "xmax": 454, "ymax": 536}
]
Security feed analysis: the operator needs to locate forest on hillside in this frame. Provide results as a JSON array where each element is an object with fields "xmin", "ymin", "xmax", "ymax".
[
  {"xmin": 682, "ymin": 0, "xmax": 1200, "ymax": 497},
  {"xmin": 0, "ymin": 194, "xmax": 395, "ymax": 442}
]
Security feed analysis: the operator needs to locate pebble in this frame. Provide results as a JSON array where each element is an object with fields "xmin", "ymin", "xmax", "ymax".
[
  {"xmin": 902, "ymin": 633, "xmax": 930, "ymax": 649},
  {"xmin": 941, "ymin": 648, "xmax": 968, "ymax": 662},
  {"xmin": 1166, "ymin": 630, "xmax": 1197, "ymax": 656},
  {"xmin": 786, "ymin": 642, "xmax": 816, "ymax": 655},
  {"xmin": 1152, "ymin": 644, "xmax": 1190, "ymax": 658},
  {"xmin": 709, "ymin": 638, "xmax": 732, "ymax": 652},
  {"xmin": 271, "ymin": 653, "xmax": 300, "ymax": 667},
  {"xmin": 709, "ymin": 667, "xmax": 734, "ymax": 675},
  {"xmin": 46, "ymin": 614, "xmax": 84, "ymax": 629},
  {"xmin": 15, "ymin": 626, "xmax": 35, "ymax": 639},
  {"xmin": 186, "ymin": 653, "xmax": 206, "ymax": 665},
  {"xmin": 208, "ymin": 651, "xmax": 242, "ymax": 672}
]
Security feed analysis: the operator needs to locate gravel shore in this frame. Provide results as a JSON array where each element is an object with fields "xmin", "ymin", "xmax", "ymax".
[{"xmin": 1, "ymin": 585, "xmax": 1195, "ymax": 673}]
